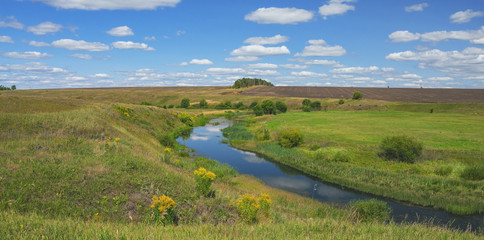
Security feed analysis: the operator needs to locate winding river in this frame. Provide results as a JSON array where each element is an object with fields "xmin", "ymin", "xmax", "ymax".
[{"xmin": 177, "ymin": 119, "xmax": 483, "ymax": 232}]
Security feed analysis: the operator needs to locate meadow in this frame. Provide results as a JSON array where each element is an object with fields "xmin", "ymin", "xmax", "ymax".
[{"xmin": 0, "ymin": 87, "xmax": 482, "ymax": 238}]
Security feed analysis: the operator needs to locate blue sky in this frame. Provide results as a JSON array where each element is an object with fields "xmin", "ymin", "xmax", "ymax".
[{"xmin": 1, "ymin": 0, "xmax": 483, "ymax": 89}]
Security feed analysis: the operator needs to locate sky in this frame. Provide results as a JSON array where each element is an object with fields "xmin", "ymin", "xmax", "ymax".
[{"xmin": 0, "ymin": 0, "xmax": 483, "ymax": 89}]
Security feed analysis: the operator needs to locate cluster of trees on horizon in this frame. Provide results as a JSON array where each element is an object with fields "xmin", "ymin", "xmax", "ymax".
[
  {"xmin": 232, "ymin": 78, "xmax": 273, "ymax": 89},
  {"xmin": 0, "ymin": 85, "xmax": 16, "ymax": 91}
]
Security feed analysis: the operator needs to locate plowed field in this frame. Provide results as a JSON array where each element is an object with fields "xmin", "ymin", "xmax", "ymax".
[{"xmin": 239, "ymin": 86, "xmax": 484, "ymax": 103}]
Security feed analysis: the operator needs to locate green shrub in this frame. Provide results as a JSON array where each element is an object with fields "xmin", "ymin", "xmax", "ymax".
[
  {"xmin": 310, "ymin": 101, "xmax": 322, "ymax": 110},
  {"xmin": 234, "ymin": 102, "xmax": 245, "ymax": 109},
  {"xmin": 302, "ymin": 106, "xmax": 311, "ymax": 112},
  {"xmin": 351, "ymin": 199, "xmax": 391, "ymax": 222},
  {"xmin": 140, "ymin": 101, "xmax": 152, "ymax": 106},
  {"xmin": 199, "ymin": 99, "xmax": 208, "ymax": 108},
  {"xmin": 253, "ymin": 104, "xmax": 263, "ymax": 116},
  {"xmin": 338, "ymin": 99, "xmax": 345, "ymax": 104},
  {"xmin": 332, "ymin": 151, "xmax": 351, "ymax": 162},
  {"xmin": 435, "ymin": 166, "xmax": 453, "ymax": 177},
  {"xmin": 275, "ymin": 101, "xmax": 287, "ymax": 113},
  {"xmin": 167, "ymin": 104, "xmax": 174, "ymax": 108},
  {"xmin": 278, "ymin": 128, "xmax": 303, "ymax": 148},
  {"xmin": 194, "ymin": 167, "xmax": 216, "ymax": 196},
  {"xmin": 380, "ymin": 135, "xmax": 423, "ymax": 163},
  {"xmin": 180, "ymin": 98, "xmax": 190, "ymax": 108},
  {"xmin": 460, "ymin": 165, "xmax": 484, "ymax": 180},
  {"xmin": 249, "ymin": 102, "xmax": 258, "ymax": 109},
  {"xmin": 157, "ymin": 134, "xmax": 175, "ymax": 148},
  {"xmin": 302, "ymin": 99, "xmax": 311, "ymax": 106},
  {"xmin": 261, "ymin": 100, "xmax": 275, "ymax": 115},
  {"xmin": 255, "ymin": 128, "xmax": 270, "ymax": 141},
  {"xmin": 352, "ymin": 91, "xmax": 363, "ymax": 100}
]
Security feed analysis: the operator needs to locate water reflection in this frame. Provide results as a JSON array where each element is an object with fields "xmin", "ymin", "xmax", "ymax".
[{"xmin": 177, "ymin": 119, "xmax": 483, "ymax": 232}]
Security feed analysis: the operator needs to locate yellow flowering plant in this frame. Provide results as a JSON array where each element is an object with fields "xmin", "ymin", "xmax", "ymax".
[
  {"xmin": 150, "ymin": 194, "xmax": 177, "ymax": 225},
  {"xmin": 234, "ymin": 193, "xmax": 272, "ymax": 223},
  {"xmin": 193, "ymin": 167, "xmax": 216, "ymax": 196}
]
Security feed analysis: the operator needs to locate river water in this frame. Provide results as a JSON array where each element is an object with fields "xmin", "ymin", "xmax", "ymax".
[{"xmin": 177, "ymin": 119, "xmax": 483, "ymax": 232}]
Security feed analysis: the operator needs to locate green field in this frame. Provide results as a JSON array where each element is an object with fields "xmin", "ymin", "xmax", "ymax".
[
  {"xmin": 0, "ymin": 87, "xmax": 482, "ymax": 238},
  {"xmin": 227, "ymin": 110, "xmax": 484, "ymax": 215}
]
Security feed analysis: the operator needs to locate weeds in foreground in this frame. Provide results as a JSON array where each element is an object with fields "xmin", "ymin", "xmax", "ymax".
[
  {"xmin": 194, "ymin": 167, "xmax": 216, "ymax": 197},
  {"xmin": 232, "ymin": 193, "xmax": 272, "ymax": 223},
  {"xmin": 151, "ymin": 195, "xmax": 177, "ymax": 225}
]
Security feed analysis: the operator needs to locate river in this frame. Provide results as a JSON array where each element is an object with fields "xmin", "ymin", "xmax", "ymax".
[{"xmin": 177, "ymin": 119, "xmax": 483, "ymax": 232}]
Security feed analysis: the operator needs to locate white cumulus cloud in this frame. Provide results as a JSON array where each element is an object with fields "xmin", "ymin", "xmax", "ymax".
[
  {"xmin": 0, "ymin": 36, "xmax": 14, "ymax": 43},
  {"xmin": 112, "ymin": 41, "xmax": 154, "ymax": 51},
  {"xmin": 330, "ymin": 66, "xmax": 379, "ymax": 74},
  {"xmin": 245, "ymin": 7, "xmax": 314, "ymax": 24},
  {"xmin": 27, "ymin": 22, "xmax": 63, "ymax": 35},
  {"xmin": 231, "ymin": 45, "xmax": 290, "ymax": 56},
  {"xmin": 189, "ymin": 59, "xmax": 213, "ymax": 65},
  {"xmin": 3, "ymin": 51, "xmax": 52, "ymax": 59},
  {"xmin": 450, "ymin": 9, "xmax": 484, "ymax": 24},
  {"xmin": 107, "ymin": 26, "xmax": 134, "ymax": 36},
  {"xmin": 224, "ymin": 56, "xmax": 260, "ymax": 62},
  {"xmin": 29, "ymin": 41, "xmax": 50, "ymax": 47},
  {"xmin": 33, "ymin": 0, "xmax": 181, "ymax": 10},
  {"xmin": 52, "ymin": 39, "xmax": 109, "ymax": 51},
  {"xmin": 70, "ymin": 54, "xmax": 93, "ymax": 60},
  {"xmin": 405, "ymin": 3, "xmax": 429, "ymax": 12},
  {"xmin": 319, "ymin": 0, "xmax": 356, "ymax": 20},
  {"xmin": 291, "ymin": 71, "xmax": 327, "ymax": 77},
  {"xmin": 244, "ymin": 35, "xmax": 288, "ymax": 45},
  {"xmin": 0, "ymin": 16, "xmax": 24, "ymax": 29},
  {"xmin": 295, "ymin": 39, "xmax": 346, "ymax": 57},
  {"xmin": 389, "ymin": 31, "xmax": 421, "ymax": 42},
  {"xmin": 247, "ymin": 63, "xmax": 278, "ymax": 69}
]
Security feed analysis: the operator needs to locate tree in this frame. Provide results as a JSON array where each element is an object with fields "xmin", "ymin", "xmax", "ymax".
[
  {"xmin": 232, "ymin": 78, "xmax": 274, "ymax": 88},
  {"xmin": 199, "ymin": 99, "xmax": 208, "ymax": 108},
  {"xmin": 310, "ymin": 101, "xmax": 321, "ymax": 110},
  {"xmin": 352, "ymin": 91, "xmax": 363, "ymax": 100},
  {"xmin": 180, "ymin": 98, "xmax": 190, "ymax": 108},
  {"xmin": 275, "ymin": 101, "xmax": 287, "ymax": 113},
  {"xmin": 278, "ymin": 128, "xmax": 303, "ymax": 148},
  {"xmin": 261, "ymin": 100, "xmax": 275, "ymax": 115},
  {"xmin": 253, "ymin": 104, "xmax": 263, "ymax": 116},
  {"xmin": 302, "ymin": 99, "xmax": 311, "ymax": 106},
  {"xmin": 11, "ymin": 85, "xmax": 16, "ymax": 90},
  {"xmin": 380, "ymin": 135, "xmax": 423, "ymax": 163}
]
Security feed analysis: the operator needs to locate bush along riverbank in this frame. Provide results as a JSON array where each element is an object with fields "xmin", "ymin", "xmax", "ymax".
[{"xmin": 222, "ymin": 116, "xmax": 484, "ymax": 216}]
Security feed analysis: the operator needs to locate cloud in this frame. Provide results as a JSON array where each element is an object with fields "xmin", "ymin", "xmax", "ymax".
[
  {"xmin": 389, "ymin": 31, "xmax": 421, "ymax": 42},
  {"xmin": 330, "ymin": 66, "xmax": 379, "ymax": 74},
  {"xmin": 205, "ymin": 68, "xmax": 246, "ymax": 75},
  {"xmin": 247, "ymin": 63, "xmax": 278, "ymax": 69},
  {"xmin": 295, "ymin": 39, "xmax": 346, "ymax": 57},
  {"xmin": 70, "ymin": 54, "xmax": 93, "ymax": 60},
  {"xmin": 189, "ymin": 59, "xmax": 214, "ymax": 65},
  {"xmin": 388, "ymin": 26, "xmax": 484, "ymax": 44},
  {"xmin": 386, "ymin": 47, "xmax": 484, "ymax": 78},
  {"xmin": 33, "ymin": 0, "xmax": 181, "ymax": 10},
  {"xmin": 405, "ymin": 3, "xmax": 429, "ymax": 12},
  {"xmin": 112, "ymin": 41, "xmax": 154, "ymax": 51},
  {"xmin": 280, "ymin": 64, "xmax": 309, "ymax": 70},
  {"xmin": 0, "ymin": 16, "xmax": 24, "ymax": 29},
  {"xmin": 29, "ymin": 41, "xmax": 50, "ymax": 47},
  {"xmin": 176, "ymin": 30, "xmax": 186, "ymax": 36},
  {"xmin": 231, "ymin": 45, "xmax": 290, "ymax": 56},
  {"xmin": 224, "ymin": 56, "xmax": 260, "ymax": 62},
  {"xmin": 90, "ymin": 73, "xmax": 110, "ymax": 78},
  {"xmin": 0, "ymin": 62, "xmax": 68, "ymax": 74},
  {"xmin": 245, "ymin": 7, "xmax": 314, "ymax": 24},
  {"xmin": 291, "ymin": 71, "xmax": 327, "ymax": 77},
  {"xmin": 244, "ymin": 35, "xmax": 288, "ymax": 45},
  {"xmin": 144, "ymin": 36, "xmax": 156, "ymax": 41},
  {"xmin": 27, "ymin": 22, "xmax": 63, "ymax": 35},
  {"xmin": 319, "ymin": 0, "xmax": 356, "ymax": 20},
  {"xmin": 107, "ymin": 26, "xmax": 134, "ymax": 36},
  {"xmin": 52, "ymin": 39, "xmax": 109, "ymax": 51},
  {"xmin": 0, "ymin": 36, "xmax": 14, "ymax": 43},
  {"xmin": 304, "ymin": 59, "xmax": 342, "ymax": 66},
  {"xmin": 3, "ymin": 51, "xmax": 52, "ymax": 59},
  {"xmin": 471, "ymin": 38, "xmax": 484, "ymax": 44},
  {"xmin": 450, "ymin": 9, "xmax": 484, "ymax": 24}
]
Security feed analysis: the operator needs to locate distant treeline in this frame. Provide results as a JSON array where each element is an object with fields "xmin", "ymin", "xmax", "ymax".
[
  {"xmin": 0, "ymin": 85, "xmax": 16, "ymax": 90},
  {"xmin": 232, "ymin": 78, "xmax": 273, "ymax": 89}
]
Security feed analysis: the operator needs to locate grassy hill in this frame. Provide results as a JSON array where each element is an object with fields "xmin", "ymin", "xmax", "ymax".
[{"xmin": 0, "ymin": 88, "xmax": 481, "ymax": 238}]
